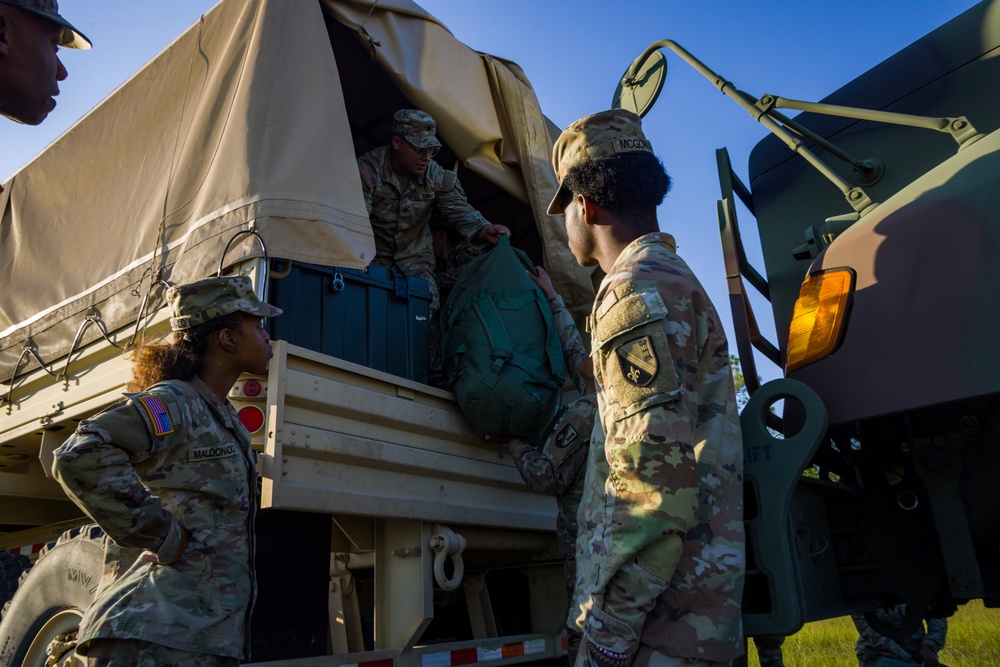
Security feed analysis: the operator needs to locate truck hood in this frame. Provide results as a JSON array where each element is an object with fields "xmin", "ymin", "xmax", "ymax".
[{"xmin": 791, "ymin": 127, "xmax": 1000, "ymax": 423}]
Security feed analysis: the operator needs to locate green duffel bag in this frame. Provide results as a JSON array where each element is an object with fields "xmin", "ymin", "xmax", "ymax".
[{"xmin": 441, "ymin": 235, "xmax": 565, "ymax": 443}]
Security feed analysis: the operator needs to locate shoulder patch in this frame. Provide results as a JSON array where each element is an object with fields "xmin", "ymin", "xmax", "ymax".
[
  {"xmin": 615, "ymin": 335, "xmax": 658, "ymax": 387},
  {"xmin": 361, "ymin": 166, "xmax": 378, "ymax": 189},
  {"xmin": 440, "ymin": 170, "xmax": 458, "ymax": 190},
  {"xmin": 136, "ymin": 394, "xmax": 175, "ymax": 436},
  {"xmin": 555, "ymin": 423, "xmax": 579, "ymax": 449}
]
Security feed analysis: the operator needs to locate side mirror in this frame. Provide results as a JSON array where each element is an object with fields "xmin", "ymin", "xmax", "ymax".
[{"xmin": 612, "ymin": 49, "xmax": 666, "ymax": 118}]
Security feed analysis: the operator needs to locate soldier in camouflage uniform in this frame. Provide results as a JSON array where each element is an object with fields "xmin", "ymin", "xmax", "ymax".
[
  {"xmin": 52, "ymin": 275, "xmax": 281, "ymax": 666},
  {"xmin": 358, "ymin": 109, "xmax": 510, "ymax": 312},
  {"xmin": 358, "ymin": 109, "xmax": 509, "ymax": 383},
  {"xmin": 548, "ymin": 109, "xmax": 745, "ymax": 667},
  {"xmin": 506, "ymin": 265, "xmax": 596, "ymax": 662},
  {"xmin": 429, "ymin": 221, "xmax": 483, "ymax": 386},
  {"xmin": 851, "ymin": 605, "xmax": 948, "ymax": 667},
  {"xmin": 0, "ymin": 0, "xmax": 90, "ymax": 126},
  {"xmin": 430, "ymin": 220, "xmax": 482, "ymax": 300}
]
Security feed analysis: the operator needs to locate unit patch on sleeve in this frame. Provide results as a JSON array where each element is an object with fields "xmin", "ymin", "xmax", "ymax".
[
  {"xmin": 615, "ymin": 335, "xmax": 658, "ymax": 387},
  {"xmin": 555, "ymin": 424, "xmax": 579, "ymax": 449},
  {"xmin": 136, "ymin": 394, "xmax": 174, "ymax": 436}
]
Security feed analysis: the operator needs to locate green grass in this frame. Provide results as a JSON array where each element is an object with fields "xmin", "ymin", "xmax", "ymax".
[{"xmin": 745, "ymin": 600, "xmax": 1000, "ymax": 666}]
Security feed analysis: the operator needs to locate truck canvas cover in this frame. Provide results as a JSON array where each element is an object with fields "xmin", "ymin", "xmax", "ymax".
[{"xmin": 0, "ymin": 0, "xmax": 593, "ymax": 380}]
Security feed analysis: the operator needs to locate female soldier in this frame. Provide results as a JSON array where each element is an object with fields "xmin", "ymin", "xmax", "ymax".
[{"xmin": 52, "ymin": 275, "xmax": 281, "ymax": 667}]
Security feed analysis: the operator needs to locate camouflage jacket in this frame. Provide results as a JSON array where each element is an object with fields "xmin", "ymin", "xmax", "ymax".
[
  {"xmin": 435, "ymin": 240, "xmax": 482, "ymax": 297},
  {"xmin": 507, "ymin": 289, "xmax": 595, "ymax": 556},
  {"xmin": 851, "ymin": 606, "xmax": 947, "ymax": 667},
  {"xmin": 548, "ymin": 293, "xmax": 589, "ymax": 395},
  {"xmin": 508, "ymin": 393, "xmax": 597, "ymax": 557},
  {"xmin": 358, "ymin": 145, "xmax": 490, "ymax": 276},
  {"xmin": 52, "ymin": 377, "xmax": 257, "ymax": 659},
  {"xmin": 572, "ymin": 232, "xmax": 745, "ymax": 664}
]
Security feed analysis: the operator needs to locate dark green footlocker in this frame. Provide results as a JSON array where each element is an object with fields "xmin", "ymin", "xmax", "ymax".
[{"xmin": 269, "ymin": 260, "xmax": 431, "ymax": 384}]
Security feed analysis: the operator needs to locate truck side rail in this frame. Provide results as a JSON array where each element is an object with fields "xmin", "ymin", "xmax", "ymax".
[{"xmin": 258, "ymin": 340, "xmax": 557, "ymax": 532}]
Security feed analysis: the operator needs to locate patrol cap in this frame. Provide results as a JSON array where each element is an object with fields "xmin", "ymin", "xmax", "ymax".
[
  {"xmin": 168, "ymin": 276, "xmax": 282, "ymax": 332},
  {"xmin": 391, "ymin": 109, "xmax": 442, "ymax": 149},
  {"xmin": 0, "ymin": 0, "xmax": 91, "ymax": 49},
  {"xmin": 547, "ymin": 109, "xmax": 654, "ymax": 215}
]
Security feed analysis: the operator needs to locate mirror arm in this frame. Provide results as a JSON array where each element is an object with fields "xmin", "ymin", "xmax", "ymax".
[
  {"xmin": 769, "ymin": 96, "xmax": 981, "ymax": 149},
  {"xmin": 624, "ymin": 40, "xmax": 877, "ymax": 215}
]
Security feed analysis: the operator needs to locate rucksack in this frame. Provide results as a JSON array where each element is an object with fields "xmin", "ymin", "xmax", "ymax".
[{"xmin": 441, "ymin": 236, "xmax": 565, "ymax": 443}]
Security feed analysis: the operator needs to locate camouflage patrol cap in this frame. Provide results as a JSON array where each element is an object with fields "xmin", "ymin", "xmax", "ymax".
[
  {"xmin": 0, "ymin": 0, "xmax": 91, "ymax": 49},
  {"xmin": 168, "ymin": 276, "xmax": 282, "ymax": 331},
  {"xmin": 391, "ymin": 109, "xmax": 442, "ymax": 149},
  {"xmin": 547, "ymin": 109, "xmax": 654, "ymax": 215}
]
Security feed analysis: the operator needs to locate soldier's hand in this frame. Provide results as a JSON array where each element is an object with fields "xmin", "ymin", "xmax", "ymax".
[
  {"xmin": 918, "ymin": 646, "xmax": 940, "ymax": 667},
  {"xmin": 475, "ymin": 224, "xmax": 510, "ymax": 245},
  {"xmin": 143, "ymin": 525, "xmax": 189, "ymax": 565},
  {"xmin": 529, "ymin": 265, "xmax": 556, "ymax": 298}
]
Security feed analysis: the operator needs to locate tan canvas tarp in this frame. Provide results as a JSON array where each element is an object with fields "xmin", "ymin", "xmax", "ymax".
[
  {"xmin": 324, "ymin": 0, "xmax": 594, "ymax": 316},
  {"xmin": 0, "ymin": 0, "xmax": 593, "ymax": 380}
]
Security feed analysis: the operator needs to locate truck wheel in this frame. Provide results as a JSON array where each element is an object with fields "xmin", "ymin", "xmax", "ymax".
[
  {"xmin": 0, "ymin": 525, "xmax": 104, "ymax": 667},
  {"xmin": 0, "ymin": 551, "xmax": 32, "ymax": 612}
]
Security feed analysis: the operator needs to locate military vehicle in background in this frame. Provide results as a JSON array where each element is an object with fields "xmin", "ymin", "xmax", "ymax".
[
  {"xmin": 618, "ymin": 0, "xmax": 1000, "ymax": 640},
  {"xmin": 0, "ymin": 1, "xmax": 595, "ymax": 665}
]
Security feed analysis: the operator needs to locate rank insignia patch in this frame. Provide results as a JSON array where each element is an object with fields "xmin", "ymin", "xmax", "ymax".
[
  {"xmin": 137, "ymin": 394, "xmax": 174, "ymax": 436},
  {"xmin": 616, "ymin": 335, "xmax": 658, "ymax": 387},
  {"xmin": 555, "ymin": 424, "xmax": 578, "ymax": 449}
]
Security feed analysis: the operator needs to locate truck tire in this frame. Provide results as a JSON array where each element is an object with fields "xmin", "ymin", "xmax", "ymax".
[
  {"xmin": 0, "ymin": 551, "xmax": 31, "ymax": 613},
  {"xmin": 0, "ymin": 525, "xmax": 104, "ymax": 667}
]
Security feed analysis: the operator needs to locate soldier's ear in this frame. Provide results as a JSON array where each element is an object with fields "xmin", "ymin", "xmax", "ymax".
[
  {"xmin": 390, "ymin": 135, "xmax": 402, "ymax": 151},
  {"xmin": 216, "ymin": 326, "xmax": 240, "ymax": 353},
  {"xmin": 580, "ymin": 195, "xmax": 599, "ymax": 225}
]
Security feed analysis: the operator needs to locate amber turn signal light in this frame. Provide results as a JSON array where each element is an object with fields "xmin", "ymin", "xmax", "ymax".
[{"xmin": 785, "ymin": 269, "xmax": 854, "ymax": 374}]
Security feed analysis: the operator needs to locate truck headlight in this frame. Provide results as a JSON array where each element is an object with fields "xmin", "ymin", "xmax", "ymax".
[{"xmin": 785, "ymin": 268, "xmax": 854, "ymax": 374}]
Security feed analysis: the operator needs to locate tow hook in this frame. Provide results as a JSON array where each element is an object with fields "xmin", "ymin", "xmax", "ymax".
[{"xmin": 429, "ymin": 524, "xmax": 467, "ymax": 591}]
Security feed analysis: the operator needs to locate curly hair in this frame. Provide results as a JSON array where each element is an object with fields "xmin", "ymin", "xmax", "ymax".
[
  {"xmin": 561, "ymin": 153, "xmax": 671, "ymax": 222},
  {"xmin": 127, "ymin": 312, "xmax": 243, "ymax": 392}
]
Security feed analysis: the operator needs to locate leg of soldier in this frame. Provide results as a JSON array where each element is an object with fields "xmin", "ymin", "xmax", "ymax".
[
  {"xmin": 85, "ymin": 638, "xmax": 141, "ymax": 667},
  {"xmin": 564, "ymin": 555, "xmax": 582, "ymax": 665},
  {"xmin": 418, "ymin": 269, "xmax": 447, "ymax": 387},
  {"xmin": 86, "ymin": 638, "xmax": 238, "ymax": 667},
  {"xmin": 752, "ymin": 635, "xmax": 785, "ymax": 667},
  {"xmin": 634, "ymin": 645, "xmax": 736, "ymax": 667}
]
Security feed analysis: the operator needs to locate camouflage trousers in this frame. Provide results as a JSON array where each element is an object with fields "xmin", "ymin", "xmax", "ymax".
[
  {"xmin": 575, "ymin": 640, "xmax": 737, "ymax": 667},
  {"xmin": 414, "ymin": 267, "xmax": 447, "ymax": 387},
  {"xmin": 85, "ymin": 638, "xmax": 238, "ymax": 667},
  {"xmin": 634, "ymin": 650, "xmax": 735, "ymax": 667}
]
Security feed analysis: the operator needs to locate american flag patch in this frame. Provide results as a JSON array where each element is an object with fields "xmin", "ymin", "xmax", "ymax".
[
  {"xmin": 361, "ymin": 167, "xmax": 377, "ymax": 189},
  {"xmin": 137, "ymin": 394, "xmax": 174, "ymax": 436}
]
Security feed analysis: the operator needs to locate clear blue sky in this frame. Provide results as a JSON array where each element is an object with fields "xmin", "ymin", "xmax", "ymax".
[{"xmin": 2, "ymin": 0, "xmax": 982, "ymax": 380}]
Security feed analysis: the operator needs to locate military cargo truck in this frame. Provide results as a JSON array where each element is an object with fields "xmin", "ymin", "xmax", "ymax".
[
  {"xmin": 0, "ymin": 1, "xmax": 596, "ymax": 665},
  {"xmin": 618, "ymin": 0, "xmax": 1000, "ymax": 640}
]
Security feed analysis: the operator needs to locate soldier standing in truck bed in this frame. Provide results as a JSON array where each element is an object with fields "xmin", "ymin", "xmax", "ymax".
[
  {"xmin": 357, "ymin": 109, "xmax": 511, "ymax": 302},
  {"xmin": 358, "ymin": 109, "xmax": 510, "ymax": 383}
]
